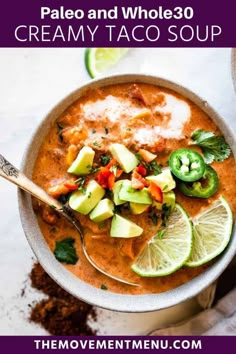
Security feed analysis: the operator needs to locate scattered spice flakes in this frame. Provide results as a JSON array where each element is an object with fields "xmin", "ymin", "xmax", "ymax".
[{"xmin": 29, "ymin": 263, "xmax": 97, "ymax": 336}]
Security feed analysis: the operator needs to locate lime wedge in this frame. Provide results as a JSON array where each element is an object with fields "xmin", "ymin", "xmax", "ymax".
[
  {"xmin": 186, "ymin": 196, "xmax": 233, "ymax": 267},
  {"xmin": 85, "ymin": 48, "xmax": 128, "ymax": 78},
  {"xmin": 131, "ymin": 204, "xmax": 193, "ymax": 277}
]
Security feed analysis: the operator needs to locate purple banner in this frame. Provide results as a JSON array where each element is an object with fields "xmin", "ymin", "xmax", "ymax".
[
  {"xmin": 0, "ymin": 0, "xmax": 235, "ymax": 47},
  {"xmin": 0, "ymin": 336, "xmax": 235, "ymax": 353}
]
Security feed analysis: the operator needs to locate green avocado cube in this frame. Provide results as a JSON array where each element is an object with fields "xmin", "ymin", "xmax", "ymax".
[
  {"xmin": 130, "ymin": 202, "xmax": 149, "ymax": 215},
  {"xmin": 119, "ymin": 180, "xmax": 152, "ymax": 204},
  {"xmin": 67, "ymin": 146, "xmax": 95, "ymax": 175},
  {"xmin": 153, "ymin": 191, "xmax": 176, "ymax": 211},
  {"xmin": 146, "ymin": 167, "xmax": 176, "ymax": 191},
  {"xmin": 109, "ymin": 143, "xmax": 138, "ymax": 173},
  {"xmin": 112, "ymin": 179, "xmax": 129, "ymax": 205},
  {"xmin": 110, "ymin": 214, "xmax": 143, "ymax": 238},
  {"xmin": 90, "ymin": 198, "xmax": 114, "ymax": 223},
  {"xmin": 69, "ymin": 180, "xmax": 105, "ymax": 215}
]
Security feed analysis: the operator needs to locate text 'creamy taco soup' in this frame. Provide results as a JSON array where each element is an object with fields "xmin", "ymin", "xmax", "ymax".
[{"xmin": 32, "ymin": 83, "xmax": 235, "ymax": 295}]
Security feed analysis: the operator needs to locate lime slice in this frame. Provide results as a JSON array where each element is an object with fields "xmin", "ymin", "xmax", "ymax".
[
  {"xmin": 186, "ymin": 196, "xmax": 233, "ymax": 267},
  {"xmin": 85, "ymin": 48, "xmax": 128, "ymax": 78},
  {"xmin": 131, "ymin": 204, "xmax": 193, "ymax": 277}
]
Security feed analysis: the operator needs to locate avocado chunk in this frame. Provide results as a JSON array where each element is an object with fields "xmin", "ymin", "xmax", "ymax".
[
  {"xmin": 67, "ymin": 146, "xmax": 95, "ymax": 175},
  {"xmin": 119, "ymin": 180, "xmax": 152, "ymax": 204},
  {"xmin": 130, "ymin": 202, "xmax": 149, "ymax": 215},
  {"xmin": 146, "ymin": 167, "xmax": 176, "ymax": 191},
  {"xmin": 153, "ymin": 191, "xmax": 176, "ymax": 211},
  {"xmin": 69, "ymin": 180, "xmax": 105, "ymax": 215},
  {"xmin": 109, "ymin": 143, "xmax": 138, "ymax": 173},
  {"xmin": 110, "ymin": 214, "xmax": 143, "ymax": 238},
  {"xmin": 90, "ymin": 198, "xmax": 114, "ymax": 223},
  {"xmin": 112, "ymin": 179, "xmax": 129, "ymax": 205}
]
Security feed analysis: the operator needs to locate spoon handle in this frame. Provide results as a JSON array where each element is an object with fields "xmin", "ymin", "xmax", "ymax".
[{"xmin": 0, "ymin": 154, "xmax": 62, "ymax": 209}]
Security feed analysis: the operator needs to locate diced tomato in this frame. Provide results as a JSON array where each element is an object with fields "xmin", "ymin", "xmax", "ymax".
[
  {"xmin": 131, "ymin": 170, "xmax": 149, "ymax": 190},
  {"xmin": 64, "ymin": 182, "xmax": 80, "ymax": 191},
  {"xmin": 148, "ymin": 182, "xmax": 163, "ymax": 203},
  {"xmin": 136, "ymin": 164, "xmax": 147, "ymax": 176},
  {"xmin": 115, "ymin": 169, "xmax": 123, "ymax": 178},
  {"xmin": 106, "ymin": 158, "xmax": 117, "ymax": 169},
  {"xmin": 107, "ymin": 173, "xmax": 115, "ymax": 190},
  {"xmin": 96, "ymin": 167, "xmax": 115, "ymax": 190},
  {"xmin": 138, "ymin": 149, "xmax": 157, "ymax": 163}
]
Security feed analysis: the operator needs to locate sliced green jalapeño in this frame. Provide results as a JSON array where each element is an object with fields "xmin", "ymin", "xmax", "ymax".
[
  {"xmin": 179, "ymin": 165, "xmax": 219, "ymax": 198},
  {"xmin": 169, "ymin": 148, "xmax": 205, "ymax": 182}
]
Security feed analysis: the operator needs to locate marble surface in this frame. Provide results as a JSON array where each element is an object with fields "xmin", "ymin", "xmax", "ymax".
[{"xmin": 0, "ymin": 48, "xmax": 235, "ymax": 335}]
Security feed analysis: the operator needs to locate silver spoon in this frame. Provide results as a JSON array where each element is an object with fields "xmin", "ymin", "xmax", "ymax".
[{"xmin": 0, "ymin": 154, "xmax": 139, "ymax": 287}]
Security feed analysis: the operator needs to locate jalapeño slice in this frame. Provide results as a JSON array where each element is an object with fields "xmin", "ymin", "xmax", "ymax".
[
  {"xmin": 169, "ymin": 148, "xmax": 205, "ymax": 182},
  {"xmin": 179, "ymin": 165, "xmax": 219, "ymax": 198}
]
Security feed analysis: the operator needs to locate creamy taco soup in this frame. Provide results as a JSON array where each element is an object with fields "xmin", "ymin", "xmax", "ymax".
[{"xmin": 32, "ymin": 83, "xmax": 236, "ymax": 295}]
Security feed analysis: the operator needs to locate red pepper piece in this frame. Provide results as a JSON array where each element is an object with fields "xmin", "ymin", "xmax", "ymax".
[
  {"xmin": 149, "ymin": 182, "xmax": 163, "ymax": 203},
  {"xmin": 64, "ymin": 182, "xmax": 80, "ymax": 191},
  {"xmin": 131, "ymin": 170, "xmax": 149, "ymax": 190},
  {"xmin": 136, "ymin": 164, "xmax": 147, "ymax": 176}
]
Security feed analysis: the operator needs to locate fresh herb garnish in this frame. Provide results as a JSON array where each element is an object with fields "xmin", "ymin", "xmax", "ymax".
[
  {"xmin": 98, "ymin": 221, "xmax": 107, "ymax": 229},
  {"xmin": 74, "ymin": 177, "xmax": 87, "ymax": 194},
  {"xmin": 191, "ymin": 129, "xmax": 231, "ymax": 163},
  {"xmin": 93, "ymin": 142, "xmax": 100, "ymax": 147},
  {"xmin": 162, "ymin": 185, "xmax": 169, "ymax": 191},
  {"xmin": 54, "ymin": 238, "xmax": 78, "ymax": 265},
  {"xmin": 148, "ymin": 212, "xmax": 158, "ymax": 226},
  {"xmin": 157, "ymin": 230, "xmax": 166, "ymax": 239},
  {"xmin": 100, "ymin": 154, "xmax": 111, "ymax": 166},
  {"xmin": 92, "ymin": 129, "xmax": 96, "ymax": 134},
  {"xmin": 161, "ymin": 203, "xmax": 171, "ymax": 227},
  {"xmin": 135, "ymin": 153, "xmax": 142, "ymax": 161},
  {"xmin": 88, "ymin": 165, "xmax": 100, "ymax": 174},
  {"xmin": 50, "ymin": 205, "xmax": 57, "ymax": 210},
  {"xmin": 88, "ymin": 192, "xmax": 92, "ymax": 198},
  {"xmin": 104, "ymin": 127, "xmax": 109, "ymax": 134},
  {"xmin": 101, "ymin": 284, "xmax": 108, "ymax": 290},
  {"xmin": 135, "ymin": 153, "xmax": 161, "ymax": 175},
  {"xmin": 148, "ymin": 161, "xmax": 162, "ymax": 175},
  {"xmin": 56, "ymin": 122, "xmax": 64, "ymax": 142}
]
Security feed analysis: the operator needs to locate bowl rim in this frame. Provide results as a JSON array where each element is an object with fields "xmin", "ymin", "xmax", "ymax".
[{"xmin": 18, "ymin": 73, "xmax": 236, "ymax": 313}]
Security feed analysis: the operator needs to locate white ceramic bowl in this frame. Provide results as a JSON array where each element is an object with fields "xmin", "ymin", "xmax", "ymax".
[{"xmin": 18, "ymin": 74, "xmax": 236, "ymax": 312}]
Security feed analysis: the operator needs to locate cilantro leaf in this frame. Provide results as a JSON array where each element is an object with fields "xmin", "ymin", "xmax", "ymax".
[
  {"xmin": 54, "ymin": 238, "xmax": 78, "ymax": 264},
  {"xmin": 191, "ymin": 129, "xmax": 231, "ymax": 163},
  {"xmin": 100, "ymin": 154, "xmax": 111, "ymax": 166},
  {"xmin": 148, "ymin": 160, "xmax": 162, "ymax": 175}
]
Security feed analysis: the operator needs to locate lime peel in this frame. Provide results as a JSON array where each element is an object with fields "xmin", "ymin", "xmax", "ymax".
[
  {"xmin": 85, "ymin": 48, "xmax": 128, "ymax": 78},
  {"xmin": 186, "ymin": 196, "xmax": 233, "ymax": 267}
]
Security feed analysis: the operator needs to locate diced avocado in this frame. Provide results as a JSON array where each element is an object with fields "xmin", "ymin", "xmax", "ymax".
[
  {"xmin": 67, "ymin": 146, "xmax": 95, "ymax": 175},
  {"xmin": 153, "ymin": 191, "xmax": 176, "ymax": 211},
  {"xmin": 146, "ymin": 167, "xmax": 176, "ymax": 191},
  {"xmin": 109, "ymin": 143, "xmax": 138, "ymax": 173},
  {"xmin": 130, "ymin": 202, "xmax": 149, "ymax": 215},
  {"xmin": 119, "ymin": 180, "xmax": 152, "ymax": 204},
  {"xmin": 89, "ymin": 198, "xmax": 114, "ymax": 223},
  {"xmin": 110, "ymin": 214, "xmax": 143, "ymax": 238},
  {"xmin": 112, "ymin": 179, "xmax": 129, "ymax": 205},
  {"xmin": 69, "ymin": 180, "xmax": 105, "ymax": 215}
]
